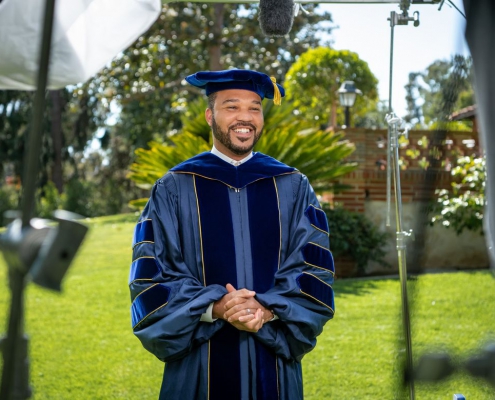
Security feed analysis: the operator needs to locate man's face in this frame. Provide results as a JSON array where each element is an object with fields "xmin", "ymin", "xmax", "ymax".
[{"xmin": 205, "ymin": 89, "xmax": 264, "ymax": 160}]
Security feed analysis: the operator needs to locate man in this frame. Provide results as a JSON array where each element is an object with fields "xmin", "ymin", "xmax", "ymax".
[{"xmin": 129, "ymin": 69, "xmax": 335, "ymax": 400}]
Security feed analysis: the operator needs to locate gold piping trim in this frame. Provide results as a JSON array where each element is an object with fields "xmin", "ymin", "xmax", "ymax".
[
  {"xmin": 303, "ymin": 261, "xmax": 335, "ymax": 276},
  {"xmin": 128, "ymin": 278, "xmax": 154, "ymax": 287},
  {"xmin": 273, "ymin": 177, "xmax": 282, "ymax": 270},
  {"xmin": 276, "ymin": 356, "xmax": 280, "ymax": 399},
  {"xmin": 308, "ymin": 204, "xmax": 324, "ymax": 212},
  {"xmin": 131, "ymin": 255, "xmax": 155, "ymax": 263},
  {"xmin": 193, "ymin": 175, "xmax": 207, "ymax": 287},
  {"xmin": 132, "ymin": 282, "xmax": 158, "ymax": 303},
  {"xmin": 133, "ymin": 302, "xmax": 169, "ymax": 329},
  {"xmin": 207, "ymin": 340, "xmax": 211, "ymax": 400},
  {"xmin": 301, "ymin": 271, "xmax": 333, "ymax": 289},
  {"xmin": 136, "ymin": 218, "xmax": 152, "ymax": 225},
  {"xmin": 311, "ymin": 224, "xmax": 330, "ymax": 236},
  {"xmin": 307, "ymin": 242, "xmax": 331, "ymax": 252},
  {"xmin": 132, "ymin": 283, "xmax": 169, "ymax": 329},
  {"xmin": 299, "ymin": 289, "xmax": 335, "ymax": 313},
  {"xmin": 307, "ymin": 204, "xmax": 329, "ymax": 235},
  {"xmin": 132, "ymin": 240, "xmax": 154, "ymax": 249},
  {"xmin": 173, "ymin": 170, "xmax": 298, "ymax": 191}
]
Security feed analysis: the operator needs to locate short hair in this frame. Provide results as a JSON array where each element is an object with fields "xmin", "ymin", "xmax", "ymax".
[{"xmin": 207, "ymin": 92, "xmax": 217, "ymax": 111}]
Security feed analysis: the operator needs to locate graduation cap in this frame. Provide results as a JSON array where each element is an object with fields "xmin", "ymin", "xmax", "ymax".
[{"xmin": 185, "ymin": 69, "xmax": 285, "ymax": 105}]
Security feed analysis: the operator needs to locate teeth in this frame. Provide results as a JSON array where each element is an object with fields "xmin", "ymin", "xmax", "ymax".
[{"xmin": 234, "ymin": 128, "xmax": 250, "ymax": 133}]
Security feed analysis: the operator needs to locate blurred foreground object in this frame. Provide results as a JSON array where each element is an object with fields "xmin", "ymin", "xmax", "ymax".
[
  {"xmin": 0, "ymin": 0, "xmax": 161, "ymax": 90},
  {"xmin": 463, "ymin": 0, "xmax": 495, "ymax": 275},
  {"xmin": 414, "ymin": 343, "xmax": 495, "ymax": 388},
  {"xmin": 0, "ymin": 211, "xmax": 88, "ymax": 291},
  {"xmin": 0, "ymin": 211, "xmax": 88, "ymax": 399}
]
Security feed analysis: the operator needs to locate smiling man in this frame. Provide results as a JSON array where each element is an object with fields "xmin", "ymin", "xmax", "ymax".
[{"xmin": 129, "ymin": 69, "xmax": 335, "ymax": 400}]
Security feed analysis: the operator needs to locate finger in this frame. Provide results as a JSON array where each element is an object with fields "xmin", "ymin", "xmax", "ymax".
[
  {"xmin": 226, "ymin": 307, "xmax": 254, "ymax": 322},
  {"xmin": 224, "ymin": 297, "xmax": 248, "ymax": 311},
  {"xmin": 223, "ymin": 302, "xmax": 246, "ymax": 319},
  {"xmin": 254, "ymin": 309, "xmax": 263, "ymax": 330},
  {"xmin": 226, "ymin": 283, "xmax": 236, "ymax": 293},
  {"xmin": 237, "ymin": 288, "xmax": 256, "ymax": 297},
  {"xmin": 237, "ymin": 313, "xmax": 256, "ymax": 323},
  {"xmin": 243, "ymin": 309, "xmax": 263, "ymax": 332}
]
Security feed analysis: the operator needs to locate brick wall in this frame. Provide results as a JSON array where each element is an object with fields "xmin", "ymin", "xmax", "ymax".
[
  {"xmin": 331, "ymin": 128, "xmax": 480, "ymax": 212},
  {"xmin": 328, "ymin": 127, "xmax": 486, "ymax": 277}
]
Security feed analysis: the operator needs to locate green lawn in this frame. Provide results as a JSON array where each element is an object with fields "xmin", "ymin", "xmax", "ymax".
[{"xmin": 0, "ymin": 214, "xmax": 494, "ymax": 399}]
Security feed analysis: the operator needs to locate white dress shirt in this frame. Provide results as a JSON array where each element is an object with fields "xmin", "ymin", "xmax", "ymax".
[{"xmin": 210, "ymin": 145, "xmax": 254, "ymax": 167}]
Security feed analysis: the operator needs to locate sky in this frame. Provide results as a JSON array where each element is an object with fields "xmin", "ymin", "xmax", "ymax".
[{"xmin": 317, "ymin": 0, "xmax": 469, "ymax": 118}]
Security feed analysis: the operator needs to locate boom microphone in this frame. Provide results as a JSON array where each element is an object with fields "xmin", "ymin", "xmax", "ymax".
[{"xmin": 258, "ymin": 0, "xmax": 295, "ymax": 37}]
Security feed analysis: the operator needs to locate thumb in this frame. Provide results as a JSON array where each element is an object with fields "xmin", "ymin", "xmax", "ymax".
[{"xmin": 226, "ymin": 283, "xmax": 236, "ymax": 293}]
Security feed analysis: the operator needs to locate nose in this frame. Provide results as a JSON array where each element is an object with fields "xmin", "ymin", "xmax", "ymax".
[{"xmin": 236, "ymin": 107, "xmax": 253, "ymax": 122}]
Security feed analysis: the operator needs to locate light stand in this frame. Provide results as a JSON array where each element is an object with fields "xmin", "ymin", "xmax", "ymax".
[
  {"xmin": 385, "ymin": 2, "xmax": 420, "ymax": 399},
  {"xmin": 0, "ymin": 1, "xmax": 88, "ymax": 399}
]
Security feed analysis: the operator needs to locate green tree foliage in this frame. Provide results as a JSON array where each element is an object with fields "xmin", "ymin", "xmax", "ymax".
[
  {"xmin": 0, "ymin": 85, "xmax": 105, "ymax": 191},
  {"xmin": 284, "ymin": 47, "xmax": 379, "ymax": 129},
  {"xmin": 0, "ymin": 90, "xmax": 34, "ymax": 180},
  {"xmin": 128, "ymin": 99, "xmax": 357, "ymax": 207},
  {"xmin": 430, "ymin": 155, "xmax": 485, "ymax": 235},
  {"xmin": 404, "ymin": 55, "xmax": 474, "ymax": 127},
  {"xmin": 95, "ymin": 3, "xmax": 333, "ymax": 151},
  {"xmin": 0, "ymin": 184, "xmax": 19, "ymax": 227}
]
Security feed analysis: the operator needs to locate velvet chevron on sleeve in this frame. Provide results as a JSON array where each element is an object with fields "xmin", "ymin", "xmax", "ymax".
[{"xmin": 129, "ymin": 152, "xmax": 335, "ymax": 400}]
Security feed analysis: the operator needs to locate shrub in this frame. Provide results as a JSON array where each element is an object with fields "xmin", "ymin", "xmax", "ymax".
[
  {"xmin": 37, "ymin": 181, "xmax": 65, "ymax": 218},
  {"xmin": 322, "ymin": 203, "xmax": 390, "ymax": 273},
  {"xmin": 0, "ymin": 185, "xmax": 20, "ymax": 227},
  {"xmin": 430, "ymin": 155, "xmax": 485, "ymax": 235}
]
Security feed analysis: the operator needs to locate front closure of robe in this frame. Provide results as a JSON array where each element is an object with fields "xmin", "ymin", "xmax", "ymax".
[{"xmin": 193, "ymin": 173, "xmax": 281, "ymax": 400}]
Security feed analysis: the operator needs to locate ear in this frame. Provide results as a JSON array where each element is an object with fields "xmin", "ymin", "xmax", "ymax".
[{"xmin": 205, "ymin": 108, "xmax": 213, "ymax": 126}]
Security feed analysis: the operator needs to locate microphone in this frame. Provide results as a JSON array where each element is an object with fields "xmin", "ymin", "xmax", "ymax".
[{"xmin": 258, "ymin": 0, "xmax": 295, "ymax": 37}]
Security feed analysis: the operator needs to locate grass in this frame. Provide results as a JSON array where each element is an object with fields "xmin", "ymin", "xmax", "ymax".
[{"xmin": 0, "ymin": 214, "xmax": 494, "ymax": 399}]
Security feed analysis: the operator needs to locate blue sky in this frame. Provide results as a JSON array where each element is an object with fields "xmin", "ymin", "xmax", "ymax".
[{"xmin": 317, "ymin": 0, "xmax": 469, "ymax": 118}]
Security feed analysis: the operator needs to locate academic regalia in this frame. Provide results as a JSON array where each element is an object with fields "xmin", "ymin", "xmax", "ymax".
[{"xmin": 129, "ymin": 151, "xmax": 335, "ymax": 400}]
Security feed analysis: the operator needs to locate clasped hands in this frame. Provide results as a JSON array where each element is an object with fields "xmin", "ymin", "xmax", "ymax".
[{"xmin": 212, "ymin": 283, "xmax": 273, "ymax": 333}]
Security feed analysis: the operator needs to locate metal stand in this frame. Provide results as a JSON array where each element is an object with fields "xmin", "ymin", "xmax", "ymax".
[
  {"xmin": 385, "ymin": 2, "xmax": 420, "ymax": 399},
  {"xmin": 0, "ymin": 0, "xmax": 57, "ymax": 395},
  {"xmin": 0, "ymin": 1, "xmax": 88, "ymax": 399},
  {"xmin": 386, "ymin": 113, "xmax": 415, "ymax": 399}
]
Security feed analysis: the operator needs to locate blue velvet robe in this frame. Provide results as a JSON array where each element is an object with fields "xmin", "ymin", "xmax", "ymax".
[{"xmin": 129, "ymin": 152, "xmax": 335, "ymax": 400}]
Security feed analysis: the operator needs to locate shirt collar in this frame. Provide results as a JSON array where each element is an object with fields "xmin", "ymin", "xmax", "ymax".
[{"xmin": 211, "ymin": 145, "xmax": 253, "ymax": 167}]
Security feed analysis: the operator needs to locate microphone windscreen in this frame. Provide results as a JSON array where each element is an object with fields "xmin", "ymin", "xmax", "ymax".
[{"xmin": 258, "ymin": 0, "xmax": 295, "ymax": 37}]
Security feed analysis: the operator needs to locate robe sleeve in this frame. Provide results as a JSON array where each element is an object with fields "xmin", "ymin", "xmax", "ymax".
[
  {"xmin": 254, "ymin": 173, "xmax": 335, "ymax": 362},
  {"xmin": 129, "ymin": 174, "xmax": 228, "ymax": 362}
]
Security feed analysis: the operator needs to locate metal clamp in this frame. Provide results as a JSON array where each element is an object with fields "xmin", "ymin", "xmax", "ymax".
[
  {"xmin": 396, "ymin": 229, "xmax": 415, "ymax": 250},
  {"xmin": 389, "ymin": 9, "xmax": 420, "ymax": 28}
]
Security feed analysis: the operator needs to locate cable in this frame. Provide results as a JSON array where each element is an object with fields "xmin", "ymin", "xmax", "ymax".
[{"xmin": 447, "ymin": 0, "xmax": 466, "ymax": 19}]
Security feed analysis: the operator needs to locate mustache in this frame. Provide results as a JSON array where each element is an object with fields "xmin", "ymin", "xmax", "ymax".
[{"xmin": 229, "ymin": 122, "xmax": 257, "ymax": 131}]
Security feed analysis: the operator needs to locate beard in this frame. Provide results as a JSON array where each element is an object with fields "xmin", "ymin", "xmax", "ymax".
[{"xmin": 211, "ymin": 114, "xmax": 263, "ymax": 156}]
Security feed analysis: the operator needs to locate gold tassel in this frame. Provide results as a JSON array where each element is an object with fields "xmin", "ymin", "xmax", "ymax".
[{"xmin": 270, "ymin": 77, "xmax": 282, "ymax": 105}]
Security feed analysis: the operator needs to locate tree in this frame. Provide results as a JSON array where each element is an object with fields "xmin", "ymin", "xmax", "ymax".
[
  {"xmin": 95, "ymin": 3, "xmax": 333, "ymax": 151},
  {"xmin": 404, "ymin": 55, "xmax": 474, "ymax": 127},
  {"xmin": 0, "ymin": 90, "xmax": 33, "ymax": 182},
  {"xmin": 0, "ymin": 84, "xmax": 105, "ymax": 193},
  {"xmin": 284, "ymin": 47, "xmax": 379, "ymax": 129}
]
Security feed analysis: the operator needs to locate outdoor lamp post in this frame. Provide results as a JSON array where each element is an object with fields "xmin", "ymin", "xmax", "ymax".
[{"xmin": 337, "ymin": 81, "xmax": 362, "ymax": 128}]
